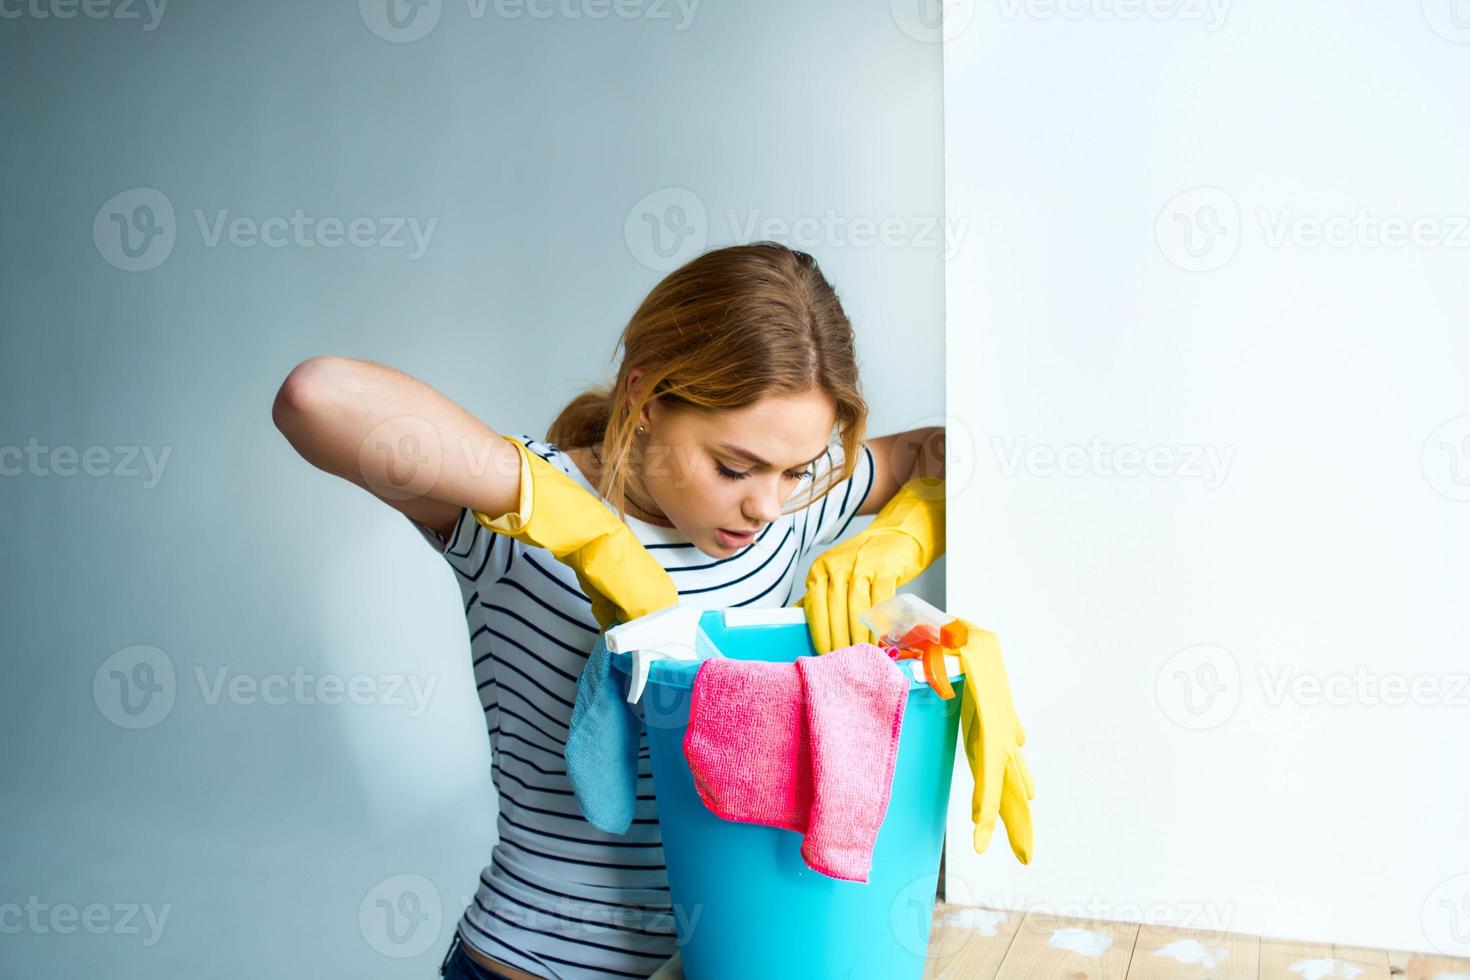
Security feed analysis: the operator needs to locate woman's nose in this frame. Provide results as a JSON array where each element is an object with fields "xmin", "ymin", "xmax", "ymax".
[{"xmin": 743, "ymin": 478, "xmax": 784, "ymax": 524}]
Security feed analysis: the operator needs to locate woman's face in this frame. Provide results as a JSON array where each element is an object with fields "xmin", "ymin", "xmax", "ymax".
[{"xmin": 635, "ymin": 387, "xmax": 838, "ymax": 558}]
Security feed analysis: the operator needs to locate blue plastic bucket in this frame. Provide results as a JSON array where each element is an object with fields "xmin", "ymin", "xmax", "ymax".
[{"xmin": 610, "ymin": 608, "xmax": 964, "ymax": 980}]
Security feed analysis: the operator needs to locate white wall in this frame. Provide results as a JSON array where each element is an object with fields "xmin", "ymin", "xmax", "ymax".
[{"xmin": 943, "ymin": 0, "xmax": 1470, "ymax": 955}]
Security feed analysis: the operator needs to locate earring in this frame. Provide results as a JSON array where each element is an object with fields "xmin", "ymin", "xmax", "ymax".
[{"xmin": 636, "ymin": 425, "xmax": 646, "ymax": 435}]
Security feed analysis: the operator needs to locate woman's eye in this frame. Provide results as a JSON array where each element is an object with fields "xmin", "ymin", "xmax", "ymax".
[{"xmin": 715, "ymin": 463, "xmax": 811, "ymax": 482}]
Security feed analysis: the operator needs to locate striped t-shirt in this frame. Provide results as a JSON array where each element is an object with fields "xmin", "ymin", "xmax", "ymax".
[{"xmin": 410, "ymin": 433, "xmax": 876, "ymax": 980}]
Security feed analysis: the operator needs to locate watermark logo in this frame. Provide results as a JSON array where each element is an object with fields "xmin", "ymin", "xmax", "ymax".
[
  {"xmin": 1154, "ymin": 643, "xmax": 1240, "ymax": 730},
  {"xmin": 624, "ymin": 187, "xmax": 708, "ymax": 272},
  {"xmin": 623, "ymin": 187, "xmax": 967, "ymax": 271},
  {"xmin": 93, "ymin": 645, "xmax": 440, "ymax": 726},
  {"xmin": 993, "ymin": 894, "xmax": 1237, "ymax": 933},
  {"xmin": 473, "ymin": 0, "xmax": 699, "ymax": 29},
  {"xmin": 1422, "ymin": 415, "xmax": 1470, "ymax": 502},
  {"xmin": 93, "ymin": 189, "xmax": 438, "ymax": 270},
  {"xmin": 1258, "ymin": 665, "xmax": 1469, "ymax": 709},
  {"xmin": 1155, "ymin": 187, "xmax": 1240, "ymax": 273},
  {"xmin": 192, "ymin": 209, "xmax": 437, "ymax": 259},
  {"xmin": 359, "ymin": 415, "xmax": 446, "ymax": 502},
  {"xmin": 93, "ymin": 188, "xmax": 176, "ymax": 273},
  {"xmin": 1422, "ymin": 873, "xmax": 1470, "ymax": 956},
  {"xmin": 93, "ymin": 645, "xmax": 177, "ymax": 730},
  {"xmin": 0, "ymin": 0, "xmax": 169, "ymax": 30},
  {"xmin": 359, "ymin": 874, "xmax": 442, "ymax": 957},
  {"xmin": 892, "ymin": 871, "xmax": 977, "ymax": 964},
  {"xmin": 887, "ymin": 415, "xmax": 977, "ymax": 501},
  {"xmin": 993, "ymin": 436, "xmax": 1235, "ymax": 489},
  {"xmin": 359, "ymin": 0, "xmax": 699, "ymax": 42},
  {"xmin": 193, "ymin": 666, "xmax": 438, "ymax": 718},
  {"xmin": 1422, "ymin": 0, "xmax": 1470, "ymax": 43},
  {"xmin": 1159, "ymin": 648, "xmax": 1469, "ymax": 729},
  {"xmin": 0, "ymin": 439, "xmax": 171, "ymax": 487},
  {"xmin": 1158, "ymin": 186, "xmax": 1470, "ymax": 272},
  {"xmin": 725, "ymin": 207, "xmax": 967, "ymax": 260},
  {"xmin": 0, "ymin": 897, "xmax": 171, "ymax": 946},
  {"xmin": 994, "ymin": 0, "xmax": 1230, "ymax": 31},
  {"xmin": 891, "ymin": 0, "xmax": 976, "ymax": 43},
  {"xmin": 359, "ymin": 0, "xmax": 442, "ymax": 43},
  {"xmin": 1257, "ymin": 208, "xmax": 1470, "ymax": 251}
]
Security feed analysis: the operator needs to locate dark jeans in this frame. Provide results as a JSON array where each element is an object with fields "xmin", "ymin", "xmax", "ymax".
[{"xmin": 439, "ymin": 930, "xmax": 521, "ymax": 980}]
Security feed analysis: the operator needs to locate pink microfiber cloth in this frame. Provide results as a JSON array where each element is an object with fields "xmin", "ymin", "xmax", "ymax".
[{"xmin": 682, "ymin": 643, "xmax": 910, "ymax": 882}]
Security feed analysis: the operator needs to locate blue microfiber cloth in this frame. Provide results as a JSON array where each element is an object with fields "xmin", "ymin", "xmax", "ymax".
[{"xmin": 565, "ymin": 632, "xmax": 644, "ymax": 834}]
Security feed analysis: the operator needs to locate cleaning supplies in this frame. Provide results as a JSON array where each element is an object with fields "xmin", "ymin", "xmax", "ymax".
[
  {"xmin": 860, "ymin": 593, "xmax": 969, "ymax": 700},
  {"xmin": 681, "ymin": 643, "xmax": 910, "ymax": 882},
  {"xmin": 473, "ymin": 434, "xmax": 678, "ymax": 631},
  {"xmin": 568, "ymin": 607, "xmax": 728, "ymax": 831},
  {"xmin": 794, "ymin": 475, "xmax": 946, "ymax": 654},
  {"xmin": 564, "ymin": 632, "xmax": 645, "ymax": 834},
  {"xmin": 605, "ymin": 604, "xmax": 711, "ymax": 705},
  {"xmin": 951, "ymin": 617, "xmax": 1035, "ymax": 864}
]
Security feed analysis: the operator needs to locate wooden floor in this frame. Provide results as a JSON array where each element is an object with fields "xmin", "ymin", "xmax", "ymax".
[
  {"xmin": 922, "ymin": 903, "xmax": 1470, "ymax": 979},
  {"xmin": 648, "ymin": 903, "xmax": 1470, "ymax": 979}
]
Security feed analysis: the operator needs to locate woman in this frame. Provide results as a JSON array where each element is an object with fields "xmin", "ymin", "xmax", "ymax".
[{"xmin": 272, "ymin": 242, "xmax": 945, "ymax": 979}]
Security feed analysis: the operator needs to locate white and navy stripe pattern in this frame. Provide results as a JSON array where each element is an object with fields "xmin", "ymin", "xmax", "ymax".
[{"xmin": 411, "ymin": 433, "xmax": 875, "ymax": 979}]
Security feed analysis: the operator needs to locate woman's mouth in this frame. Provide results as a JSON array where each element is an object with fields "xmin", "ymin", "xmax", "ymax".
[{"xmin": 716, "ymin": 527, "xmax": 757, "ymax": 549}]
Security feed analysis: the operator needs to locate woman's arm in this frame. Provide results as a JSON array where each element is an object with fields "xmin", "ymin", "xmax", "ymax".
[
  {"xmin": 857, "ymin": 426, "xmax": 946, "ymax": 517},
  {"xmin": 271, "ymin": 355, "xmax": 522, "ymax": 540}
]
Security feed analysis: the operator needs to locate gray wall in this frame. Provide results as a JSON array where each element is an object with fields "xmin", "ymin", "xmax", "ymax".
[{"xmin": 0, "ymin": 2, "xmax": 944, "ymax": 975}]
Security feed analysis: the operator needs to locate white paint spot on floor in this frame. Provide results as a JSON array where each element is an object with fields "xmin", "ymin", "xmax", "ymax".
[
  {"xmin": 1048, "ymin": 927, "xmax": 1114, "ymax": 957},
  {"xmin": 1155, "ymin": 938, "xmax": 1229, "ymax": 970},
  {"xmin": 939, "ymin": 907, "xmax": 1008, "ymax": 936},
  {"xmin": 1289, "ymin": 956, "xmax": 1363, "ymax": 980}
]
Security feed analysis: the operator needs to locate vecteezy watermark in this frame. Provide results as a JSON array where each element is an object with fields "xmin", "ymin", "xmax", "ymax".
[
  {"xmin": 991, "ymin": 893, "xmax": 1238, "ymax": 933},
  {"xmin": 890, "ymin": 0, "xmax": 976, "ymax": 44},
  {"xmin": 1155, "ymin": 187, "xmax": 1241, "ymax": 273},
  {"xmin": 887, "ymin": 415, "xmax": 977, "ymax": 500},
  {"xmin": 1157, "ymin": 645, "xmax": 1470, "ymax": 729},
  {"xmin": 992, "ymin": 437, "xmax": 1235, "ymax": 490},
  {"xmin": 93, "ymin": 646, "xmax": 177, "ymax": 730},
  {"xmin": 1258, "ymin": 665, "xmax": 1470, "ymax": 708},
  {"xmin": 194, "ymin": 666, "xmax": 438, "ymax": 718},
  {"xmin": 1155, "ymin": 643, "xmax": 1241, "ymax": 730},
  {"xmin": 622, "ymin": 187, "xmax": 968, "ymax": 272},
  {"xmin": 359, "ymin": 874, "xmax": 442, "ymax": 958},
  {"xmin": 0, "ymin": 439, "xmax": 171, "ymax": 487},
  {"xmin": 994, "ymin": 0, "xmax": 1230, "ymax": 32},
  {"xmin": 464, "ymin": 890, "xmax": 703, "ymax": 939},
  {"xmin": 1157, "ymin": 186, "xmax": 1470, "ymax": 273},
  {"xmin": 358, "ymin": 0, "xmax": 698, "ymax": 43},
  {"xmin": 892, "ymin": 871, "xmax": 975, "ymax": 964},
  {"xmin": 359, "ymin": 0, "xmax": 442, "ymax": 42},
  {"xmin": 93, "ymin": 188, "xmax": 438, "ymax": 272},
  {"xmin": 92, "ymin": 646, "xmax": 440, "ymax": 729},
  {"xmin": 1422, "ymin": 415, "xmax": 1470, "ymax": 502},
  {"xmin": 0, "ymin": 897, "xmax": 171, "ymax": 946},
  {"xmin": 0, "ymin": 0, "xmax": 169, "ymax": 30},
  {"xmin": 1422, "ymin": 0, "xmax": 1470, "ymax": 44},
  {"xmin": 624, "ymin": 187, "xmax": 708, "ymax": 272},
  {"xmin": 1422, "ymin": 872, "xmax": 1470, "ymax": 957},
  {"xmin": 725, "ymin": 208, "xmax": 968, "ymax": 260}
]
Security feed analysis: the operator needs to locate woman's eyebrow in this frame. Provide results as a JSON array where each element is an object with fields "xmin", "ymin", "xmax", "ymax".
[{"xmin": 715, "ymin": 442, "xmax": 829, "ymax": 469}]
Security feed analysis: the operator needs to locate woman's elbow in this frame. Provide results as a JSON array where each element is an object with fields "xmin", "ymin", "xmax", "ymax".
[{"xmin": 272, "ymin": 355, "xmax": 341, "ymax": 443}]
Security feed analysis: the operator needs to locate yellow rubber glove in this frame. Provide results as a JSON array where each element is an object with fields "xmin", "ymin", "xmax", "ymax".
[
  {"xmin": 954, "ymin": 619, "xmax": 1035, "ymax": 864},
  {"xmin": 794, "ymin": 475, "xmax": 945, "ymax": 654},
  {"xmin": 473, "ymin": 435, "xmax": 678, "ymax": 630}
]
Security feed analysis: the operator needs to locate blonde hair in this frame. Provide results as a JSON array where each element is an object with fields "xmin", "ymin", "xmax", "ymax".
[{"xmin": 547, "ymin": 241, "xmax": 868, "ymax": 522}]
